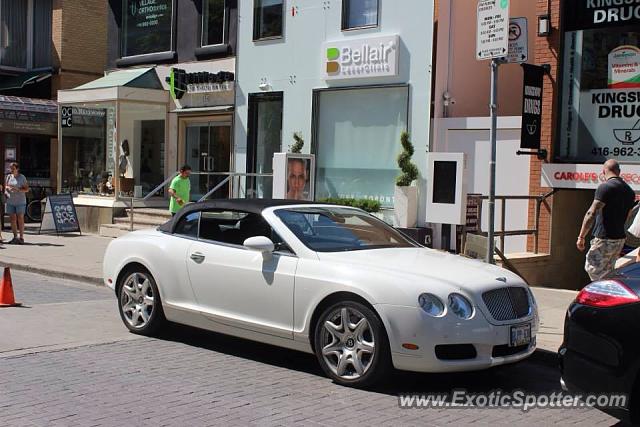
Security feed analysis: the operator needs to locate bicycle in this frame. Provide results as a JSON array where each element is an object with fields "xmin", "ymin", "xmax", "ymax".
[{"xmin": 26, "ymin": 186, "xmax": 53, "ymax": 222}]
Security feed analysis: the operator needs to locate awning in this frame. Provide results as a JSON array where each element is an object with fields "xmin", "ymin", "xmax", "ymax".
[
  {"xmin": 0, "ymin": 95, "xmax": 58, "ymax": 115},
  {"xmin": 0, "ymin": 95, "xmax": 58, "ymax": 135},
  {"xmin": 0, "ymin": 71, "xmax": 53, "ymax": 91},
  {"xmin": 170, "ymin": 105, "xmax": 234, "ymax": 114},
  {"xmin": 72, "ymin": 67, "xmax": 163, "ymax": 91}
]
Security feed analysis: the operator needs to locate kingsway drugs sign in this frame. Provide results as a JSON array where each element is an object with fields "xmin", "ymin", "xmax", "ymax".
[{"xmin": 565, "ymin": 0, "xmax": 640, "ymax": 31}]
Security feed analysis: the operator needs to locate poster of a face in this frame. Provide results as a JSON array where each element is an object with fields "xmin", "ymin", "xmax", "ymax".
[{"xmin": 286, "ymin": 157, "xmax": 312, "ymax": 201}]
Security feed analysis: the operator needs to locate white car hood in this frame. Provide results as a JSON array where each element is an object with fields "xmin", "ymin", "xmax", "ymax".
[{"xmin": 317, "ymin": 247, "xmax": 525, "ymax": 292}]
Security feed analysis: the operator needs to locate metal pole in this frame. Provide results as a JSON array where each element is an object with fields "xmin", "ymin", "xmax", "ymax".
[
  {"xmin": 129, "ymin": 197, "xmax": 134, "ymax": 232},
  {"xmin": 487, "ymin": 59, "xmax": 499, "ymax": 264},
  {"xmin": 534, "ymin": 198, "xmax": 541, "ymax": 254},
  {"xmin": 500, "ymin": 198, "xmax": 506, "ymax": 252}
]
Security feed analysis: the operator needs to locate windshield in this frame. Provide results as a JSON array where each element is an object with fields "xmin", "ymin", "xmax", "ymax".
[{"xmin": 275, "ymin": 207, "xmax": 417, "ymax": 252}]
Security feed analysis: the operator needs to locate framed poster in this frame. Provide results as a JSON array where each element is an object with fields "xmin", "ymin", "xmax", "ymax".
[
  {"xmin": 5, "ymin": 148, "xmax": 16, "ymax": 161},
  {"xmin": 272, "ymin": 153, "xmax": 316, "ymax": 201}
]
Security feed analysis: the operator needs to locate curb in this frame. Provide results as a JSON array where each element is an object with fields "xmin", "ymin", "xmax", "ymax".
[{"xmin": 0, "ymin": 261, "xmax": 103, "ymax": 286}]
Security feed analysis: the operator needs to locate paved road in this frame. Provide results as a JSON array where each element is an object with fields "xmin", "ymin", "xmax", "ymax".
[{"xmin": 0, "ymin": 271, "xmax": 621, "ymax": 426}]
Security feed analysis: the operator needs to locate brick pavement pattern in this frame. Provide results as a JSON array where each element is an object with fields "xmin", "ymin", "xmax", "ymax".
[
  {"xmin": 0, "ymin": 272, "xmax": 620, "ymax": 426},
  {"xmin": 0, "ymin": 336, "xmax": 618, "ymax": 426}
]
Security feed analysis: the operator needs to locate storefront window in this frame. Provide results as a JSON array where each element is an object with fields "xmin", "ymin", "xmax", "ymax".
[
  {"xmin": 342, "ymin": 0, "xmax": 379, "ymax": 30},
  {"xmin": 559, "ymin": 2, "xmax": 640, "ymax": 163},
  {"xmin": 19, "ymin": 135, "xmax": 50, "ymax": 179},
  {"xmin": 314, "ymin": 86, "xmax": 409, "ymax": 207},
  {"xmin": 253, "ymin": 0, "xmax": 283, "ymax": 41},
  {"xmin": 203, "ymin": 0, "xmax": 226, "ymax": 46},
  {"xmin": 0, "ymin": 0, "xmax": 28, "ymax": 68},
  {"xmin": 121, "ymin": 0, "xmax": 174, "ymax": 57},
  {"xmin": 61, "ymin": 106, "xmax": 109, "ymax": 194},
  {"xmin": 117, "ymin": 102, "xmax": 166, "ymax": 197}
]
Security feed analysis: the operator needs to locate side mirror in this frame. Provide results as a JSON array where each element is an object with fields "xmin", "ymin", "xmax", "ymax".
[{"xmin": 243, "ymin": 236, "xmax": 275, "ymax": 254}]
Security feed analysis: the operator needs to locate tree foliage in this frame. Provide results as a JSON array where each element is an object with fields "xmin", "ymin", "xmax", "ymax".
[
  {"xmin": 396, "ymin": 131, "xmax": 419, "ymax": 187},
  {"xmin": 290, "ymin": 132, "xmax": 304, "ymax": 154}
]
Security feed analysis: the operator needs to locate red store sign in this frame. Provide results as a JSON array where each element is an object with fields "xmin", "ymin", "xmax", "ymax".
[{"xmin": 542, "ymin": 163, "xmax": 640, "ymax": 191}]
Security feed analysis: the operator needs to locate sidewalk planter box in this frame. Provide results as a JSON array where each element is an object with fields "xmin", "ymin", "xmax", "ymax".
[{"xmin": 394, "ymin": 186, "xmax": 418, "ymax": 228}]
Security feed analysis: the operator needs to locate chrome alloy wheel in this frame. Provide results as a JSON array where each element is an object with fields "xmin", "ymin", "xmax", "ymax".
[
  {"xmin": 321, "ymin": 307, "xmax": 375, "ymax": 380},
  {"xmin": 120, "ymin": 272, "xmax": 155, "ymax": 329}
]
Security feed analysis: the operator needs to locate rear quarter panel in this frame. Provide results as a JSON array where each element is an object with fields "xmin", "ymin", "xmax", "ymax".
[{"xmin": 103, "ymin": 231, "xmax": 197, "ymax": 311}]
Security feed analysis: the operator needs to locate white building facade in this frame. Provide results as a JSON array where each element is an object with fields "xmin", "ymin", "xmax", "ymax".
[{"xmin": 234, "ymin": 0, "xmax": 435, "ymax": 222}]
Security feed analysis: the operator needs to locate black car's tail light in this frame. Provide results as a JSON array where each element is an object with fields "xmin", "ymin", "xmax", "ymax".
[{"xmin": 576, "ymin": 280, "xmax": 640, "ymax": 308}]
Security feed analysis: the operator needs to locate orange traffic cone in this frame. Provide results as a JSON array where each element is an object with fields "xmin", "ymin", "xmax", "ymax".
[{"xmin": 0, "ymin": 267, "xmax": 21, "ymax": 307}]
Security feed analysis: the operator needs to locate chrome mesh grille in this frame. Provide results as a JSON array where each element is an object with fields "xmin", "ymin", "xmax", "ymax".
[{"xmin": 482, "ymin": 287, "xmax": 530, "ymax": 321}]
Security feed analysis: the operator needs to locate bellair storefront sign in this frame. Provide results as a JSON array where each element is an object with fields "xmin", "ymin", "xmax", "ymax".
[
  {"xmin": 324, "ymin": 35, "xmax": 399, "ymax": 80},
  {"xmin": 542, "ymin": 163, "xmax": 640, "ymax": 191},
  {"xmin": 565, "ymin": 0, "xmax": 640, "ymax": 31}
]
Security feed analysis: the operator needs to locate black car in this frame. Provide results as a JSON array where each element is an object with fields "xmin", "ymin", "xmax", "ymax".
[{"xmin": 559, "ymin": 262, "xmax": 640, "ymax": 424}]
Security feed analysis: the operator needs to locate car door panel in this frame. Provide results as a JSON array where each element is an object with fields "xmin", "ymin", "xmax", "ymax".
[{"xmin": 186, "ymin": 241, "xmax": 297, "ymax": 339}]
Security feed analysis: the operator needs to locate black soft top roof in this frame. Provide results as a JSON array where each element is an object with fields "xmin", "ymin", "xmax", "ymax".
[{"xmin": 159, "ymin": 199, "xmax": 329, "ymax": 233}]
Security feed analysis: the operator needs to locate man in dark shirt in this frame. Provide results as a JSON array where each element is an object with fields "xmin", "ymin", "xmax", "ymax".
[{"xmin": 577, "ymin": 160, "xmax": 636, "ymax": 281}]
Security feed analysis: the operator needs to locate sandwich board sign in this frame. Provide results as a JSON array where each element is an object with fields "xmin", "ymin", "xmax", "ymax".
[
  {"xmin": 476, "ymin": 0, "xmax": 510, "ymax": 60},
  {"xmin": 39, "ymin": 193, "xmax": 81, "ymax": 235},
  {"xmin": 505, "ymin": 17, "xmax": 528, "ymax": 63}
]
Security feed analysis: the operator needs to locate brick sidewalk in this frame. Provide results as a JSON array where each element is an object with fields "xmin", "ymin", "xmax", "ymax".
[{"xmin": 0, "ymin": 226, "xmax": 109, "ymax": 284}]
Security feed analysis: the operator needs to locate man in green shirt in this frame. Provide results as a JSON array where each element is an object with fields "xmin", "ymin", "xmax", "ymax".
[{"xmin": 169, "ymin": 164, "xmax": 192, "ymax": 215}]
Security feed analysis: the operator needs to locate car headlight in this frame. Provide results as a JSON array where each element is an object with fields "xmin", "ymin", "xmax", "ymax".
[
  {"xmin": 418, "ymin": 293, "xmax": 445, "ymax": 317},
  {"xmin": 448, "ymin": 293, "xmax": 474, "ymax": 319}
]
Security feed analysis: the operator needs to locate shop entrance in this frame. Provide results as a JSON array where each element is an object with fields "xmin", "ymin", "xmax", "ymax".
[{"xmin": 185, "ymin": 121, "xmax": 232, "ymax": 201}]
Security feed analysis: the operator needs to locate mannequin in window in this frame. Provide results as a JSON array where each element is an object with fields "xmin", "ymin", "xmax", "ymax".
[
  {"xmin": 118, "ymin": 139, "xmax": 134, "ymax": 195},
  {"xmin": 118, "ymin": 139, "xmax": 133, "ymax": 178}
]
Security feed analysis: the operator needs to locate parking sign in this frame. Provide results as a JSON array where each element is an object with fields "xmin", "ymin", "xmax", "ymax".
[{"xmin": 476, "ymin": 0, "xmax": 510, "ymax": 60}]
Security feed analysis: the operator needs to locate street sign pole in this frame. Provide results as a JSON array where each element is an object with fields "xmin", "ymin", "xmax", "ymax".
[
  {"xmin": 487, "ymin": 58, "xmax": 500, "ymax": 264},
  {"xmin": 477, "ymin": 0, "xmax": 509, "ymax": 264}
]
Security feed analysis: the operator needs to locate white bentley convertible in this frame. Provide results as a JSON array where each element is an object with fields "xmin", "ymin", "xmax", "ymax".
[{"xmin": 103, "ymin": 199, "xmax": 539, "ymax": 387}]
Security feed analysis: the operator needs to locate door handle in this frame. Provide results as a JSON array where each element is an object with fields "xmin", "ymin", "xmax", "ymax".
[{"xmin": 190, "ymin": 252, "xmax": 205, "ymax": 264}]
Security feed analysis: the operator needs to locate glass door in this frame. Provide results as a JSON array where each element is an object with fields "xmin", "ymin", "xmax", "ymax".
[
  {"xmin": 247, "ymin": 92, "xmax": 283, "ymax": 198},
  {"xmin": 185, "ymin": 122, "xmax": 231, "ymax": 201}
]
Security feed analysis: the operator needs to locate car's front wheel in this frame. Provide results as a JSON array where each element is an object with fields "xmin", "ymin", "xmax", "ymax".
[
  {"xmin": 117, "ymin": 266, "xmax": 166, "ymax": 336},
  {"xmin": 314, "ymin": 301, "xmax": 391, "ymax": 387}
]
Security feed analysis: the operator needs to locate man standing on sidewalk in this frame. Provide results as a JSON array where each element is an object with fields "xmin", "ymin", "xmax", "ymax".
[
  {"xmin": 577, "ymin": 160, "xmax": 636, "ymax": 281},
  {"xmin": 168, "ymin": 165, "xmax": 192, "ymax": 216}
]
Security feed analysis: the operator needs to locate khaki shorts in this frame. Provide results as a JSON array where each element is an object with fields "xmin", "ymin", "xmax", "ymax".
[{"xmin": 585, "ymin": 237, "xmax": 626, "ymax": 281}]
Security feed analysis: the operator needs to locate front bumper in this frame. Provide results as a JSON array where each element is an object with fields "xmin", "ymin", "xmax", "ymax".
[
  {"xmin": 376, "ymin": 304, "xmax": 538, "ymax": 373},
  {"xmin": 559, "ymin": 347, "xmax": 632, "ymax": 422}
]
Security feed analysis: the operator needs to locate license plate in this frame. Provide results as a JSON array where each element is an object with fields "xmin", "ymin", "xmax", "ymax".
[{"xmin": 510, "ymin": 323, "xmax": 531, "ymax": 347}]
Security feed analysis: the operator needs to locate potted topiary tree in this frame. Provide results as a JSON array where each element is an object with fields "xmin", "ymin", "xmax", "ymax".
[
  {"xmin": 290, "ymin": 132, "xmax": 304, "ymax": 153},
  {"xmin": 394, "ymin": 131, "xmax": 419, "ymax": 228}
]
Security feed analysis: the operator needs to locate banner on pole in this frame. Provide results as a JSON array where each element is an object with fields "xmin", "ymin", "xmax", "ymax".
[{"xmin": 520, "ymin": 64, "xmax": 545, "ymax": 150}]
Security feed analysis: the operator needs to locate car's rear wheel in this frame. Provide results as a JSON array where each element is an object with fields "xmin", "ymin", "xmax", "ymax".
[
  {"xmin": 314, "ymin": 300, "xmax": 391, "ymax": 387},
  {"xmin": 117, "ymin": 266, "xmax": 166, "ymax": 336}
]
